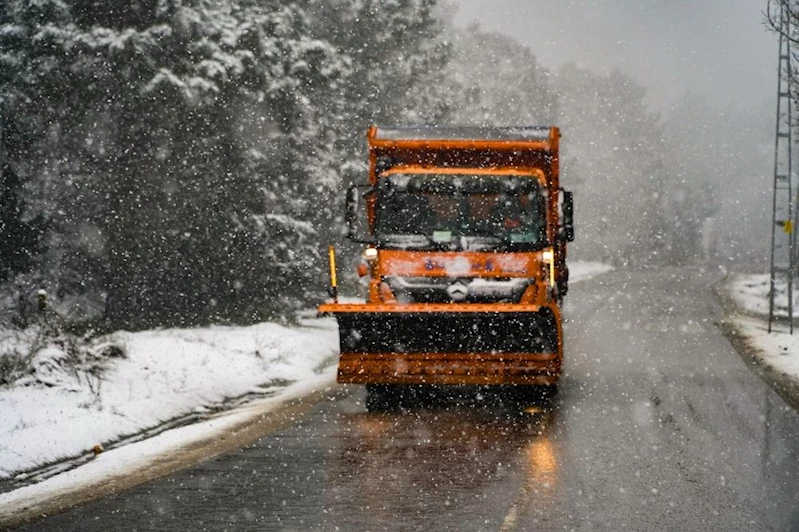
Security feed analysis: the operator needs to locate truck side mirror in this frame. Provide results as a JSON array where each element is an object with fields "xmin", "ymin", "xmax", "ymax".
[
  {"xmin": 346, "ymin": 185, "xmax": 375, "ymax": 243},
  {"xmin": 562, "ymin": 190, "xmax": 574, "ymax": 242}
]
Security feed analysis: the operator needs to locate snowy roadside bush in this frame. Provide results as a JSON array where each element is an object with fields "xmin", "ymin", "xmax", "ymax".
[
  {"xmin": 0, "ymin": 324, "xmax": 125, "ymax": 389},
  {"xmin": 0, "ymin": 326, "xmax": 37, "ymax": 385}
]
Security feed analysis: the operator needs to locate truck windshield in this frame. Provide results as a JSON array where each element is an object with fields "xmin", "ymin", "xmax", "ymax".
[{"xmin": 375, "ymin": 173, "xmax": 547, "ymax": 251}]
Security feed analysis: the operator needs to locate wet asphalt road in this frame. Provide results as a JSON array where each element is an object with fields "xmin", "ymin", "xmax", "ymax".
[{"xmin": 15, "ymin": 267, "xmax": 799, "ymax": 531}]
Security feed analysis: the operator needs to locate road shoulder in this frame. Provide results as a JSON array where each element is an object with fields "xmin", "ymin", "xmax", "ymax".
[
  {"xmin": 0, "ymin": 373, "xmax": 342, "ymax": 529},
  {"xmin": 715, "ymin": 275, "xmax": 799, "ymax": 411}
]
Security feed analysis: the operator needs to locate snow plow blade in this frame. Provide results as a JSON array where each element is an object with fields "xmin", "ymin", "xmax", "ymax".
[{"xmin": 318, "ymin": 303, "xmax": 562, "ymax": 385}]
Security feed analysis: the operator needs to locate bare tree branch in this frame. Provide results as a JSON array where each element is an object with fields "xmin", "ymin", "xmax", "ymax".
[{"xmin": 765, "ymin": 0, "xmax": 799, "ymax": 45}]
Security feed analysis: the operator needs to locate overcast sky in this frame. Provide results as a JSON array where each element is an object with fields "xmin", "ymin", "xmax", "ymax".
[{"xmin": 451, "ymin": 0, "xmax": 777, "ymax": 112}]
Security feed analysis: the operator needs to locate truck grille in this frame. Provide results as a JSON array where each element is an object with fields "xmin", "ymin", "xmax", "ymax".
[{"xmin": 384, "ymin": 276, "xmax": 529, "ymax": 304}]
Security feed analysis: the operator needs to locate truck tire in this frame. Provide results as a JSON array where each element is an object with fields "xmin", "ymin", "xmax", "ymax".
[
  {"xmin": 515, "ymin": 383, "xmax": 559, "ymax": 406},
  {"xmin": 365, "ymin": 384, "xmax": 401, "ymax": 412}
]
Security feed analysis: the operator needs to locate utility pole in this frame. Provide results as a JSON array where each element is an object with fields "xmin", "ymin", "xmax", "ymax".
[{"xmin": 769, "ymin": 0, "xmax": 796, "ymax": 333}]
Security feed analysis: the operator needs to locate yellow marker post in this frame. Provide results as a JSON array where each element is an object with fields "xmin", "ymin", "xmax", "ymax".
[
  {"xmin": 784, "ymin": 219, "xmax": 793, "ymax": 235},
  {"xmin": 328, "ymin": 245, "xmax": 338, "ymax": 303}
]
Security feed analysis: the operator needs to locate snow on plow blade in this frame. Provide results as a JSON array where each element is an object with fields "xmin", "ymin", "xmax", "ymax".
[{"xmin": 318, "ymin": 303, "xmax": 562, "ymax": 385}]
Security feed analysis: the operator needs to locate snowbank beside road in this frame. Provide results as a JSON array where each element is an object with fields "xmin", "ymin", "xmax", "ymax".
[
  {"xmin": 720, "ymin": 274, "xmax": 799, "ymax": 409},
  {"xmin": 0, "ymin": 319, "xmax": 339, "ymax": 481},
  {"xmin": 569, "ymin": 261, "xmax": 614, "ymax": 283}
]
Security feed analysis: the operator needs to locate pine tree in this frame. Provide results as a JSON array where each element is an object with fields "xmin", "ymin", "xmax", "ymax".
[
  {"xmin": 0, "ymin": 163, "xmax": 45, "ymax": 282},
  {"xmin": 443, "ymin": 23, "xmax": 559, "ymax": 127},
  {"xmin": 308, "ymin": 0, "xmax": 452, "ymax": 153},
  {"xmin": 554, "ymin": 65, "xmax": 670, "ymax": 264},
  {"xmin": 0, "ymin": 0, "xmax": 454, "ymax": 329},
  {"xmin": 1, "ymin": 0, "xmax": 358, "ymax": 328}
]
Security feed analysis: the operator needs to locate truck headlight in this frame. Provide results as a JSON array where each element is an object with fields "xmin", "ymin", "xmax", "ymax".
[{"xmin": 363, "ymin": 247, "xmax": 378, "ymax": 262}]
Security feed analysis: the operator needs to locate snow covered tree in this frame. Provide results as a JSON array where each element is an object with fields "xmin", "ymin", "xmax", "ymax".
[
  {"xmin": 662, "ymin": 93, "xmax": 770, "ymax": 267},
  {"xmin": 552, "ymin": 66, "xmax": 722, "ymax": 266},
  {"xmin": 658, "ymin": 93, "xmax": 723, "ymax": 264},
  {"xmin": 0, "ymin": 0, "xmax": 460, "ymax": 329},
  {"xmin": 307, "ymin": 0, "xmax": 453, "ymax": 159},
  {"xmin": 554, "ymin": 66, "xmax": 672, "ymax": 265},
  {"xmin": 443, "ymin": 22, "xmax": 558, "ymax": 127},
  {"xmin": 0, "ymin": 163, "xmax": 45, "ymax": 282},
  {"xmin": 300, "ymin": 0, "xmax": 456, "ymax": 284},
  {"xmin": 0, "ymin": 0, "xmax": 350, "ymax": 328}
]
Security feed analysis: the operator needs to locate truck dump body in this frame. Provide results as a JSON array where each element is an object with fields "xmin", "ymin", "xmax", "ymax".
[{"xmin": 319, "ymin": 126, "xmax": 572, "ymax": 388}]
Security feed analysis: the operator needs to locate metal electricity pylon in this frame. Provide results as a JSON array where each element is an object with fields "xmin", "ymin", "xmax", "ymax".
[{"xmin": 769, "ymin": 0, "xmax": 796, "ymax": 333}]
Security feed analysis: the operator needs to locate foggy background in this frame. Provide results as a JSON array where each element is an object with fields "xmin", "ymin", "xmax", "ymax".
[
  {"xmin": 452, "ymin": 0, "xmax": 776, "ymax": 111},
  {"xmin": 452, "ymin": 0, "xmax": 776, "ymax": 270}
]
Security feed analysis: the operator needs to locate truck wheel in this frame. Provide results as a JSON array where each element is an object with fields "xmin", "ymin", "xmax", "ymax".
[
  {"xmin": 515, "ymin": 384, "xmax": 558, "ymax": 407},
  {"xmin": 365, "ymin": 384, "xmax": 400, "ymax": 412},
  {"xmin": 541, "ymin": 383, "xmax": 559, "ymax": 399}
]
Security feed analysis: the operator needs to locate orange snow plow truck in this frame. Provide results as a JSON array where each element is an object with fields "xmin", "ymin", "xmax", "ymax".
[{"xmin": 319, "ymin": 126, "xmax": 574, "ymax": 395}]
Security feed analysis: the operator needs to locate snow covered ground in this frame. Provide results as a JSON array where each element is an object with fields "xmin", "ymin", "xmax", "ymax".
[
  {"xmin": 0, "ymin": 261, "xmax": 612, "ymax": 522},
  {"xmin": 0, "ymin": 319, "xmax": 340, "ymax": 482},
  {"xmin": 720, "ymin": 274, "xmax": 799, "ymax": 404},
  {"xmin": 569, "ymin": 261, "xmax": 613, "ymax": 283}
]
